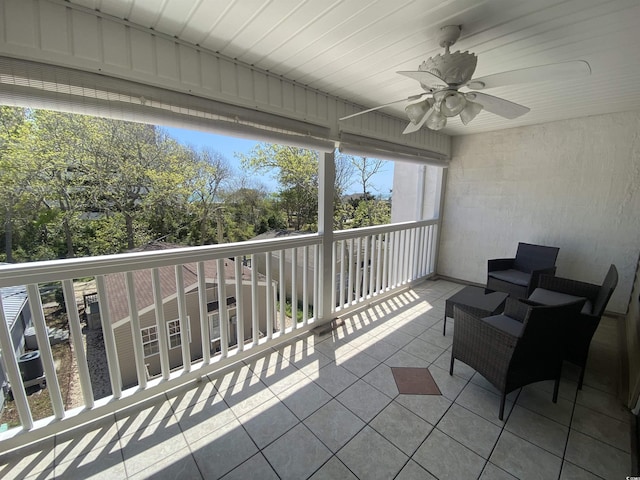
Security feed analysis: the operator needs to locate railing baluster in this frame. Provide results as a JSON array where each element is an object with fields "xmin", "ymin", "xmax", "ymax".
[
  {"xmin": 369, "ymin": 235, "xmax": 376, "ymax": 297},
  {"xmin": 234, "ymin": 256, "xmax": 245, "ymax": 350},
  {"xmin": 197, "ymin": 262, "xmax": 211, "ymax": 364},
  {"xmin": 216, "ymin": 259, "xmax": 229, "ymax": 358},
  {"xmin": 382, "ymin": 232, "xmax": 389, "ymax": 292},
  {"xmin": 0, "ymin": 296, "xmax": 33, "ymax": 430},
  {"xmin": 362, "ymin": 236, "xmax": 369, "ymax": 299},
  {"xmin": 348, "ymin": 238, "xmax": 354, "ymax": 305},
  {"xmin": 150, "ymin": 269, "xmax": 170, "ymax": 379},
  {"xmin": 427, "ymin": 225, "xmax": 435, "ymax": 274},
  {"xmin": 264, "ymin": 252, "xmax": 272, "ymax": 340},
  {"xmin": 355, "ymin": 237, "xmax": 362, "ymax": 301},
  {"xmin": 302, "ymin": 246, "xmax": 309, "ymax": 325},
  {"xmin": 62, "ymin": 279, "xmax": 95, "ymax": 407},
  {"xmin": 409, "ymin": 228, "xmax": 416, "ymax": 281},
  {"xmin": 330, "ymin": 241, "xmax": 336, "ymax": 314},
  {"xmin": 251, "ymin": 253, "xmax": 259, "ymax": 345},
  {"xmin": 314, "ymin": 244, "xmax": 320, "ymax": 319},
  {"xmin": 339, "ymin": 240, "xmax": 346, "ymax": 309},
  {"xmin": 26, "ymin": 285, "xmax": 64, "ymax": 419},
  {"xmin": 279, "ymin": 250, "xmax": 286, "ymax": 334},
  {"xmin": 124, "ymin": 272, "xmax": 147, "ymax": 388},
  {"xmin": 375, "ymin": 233, "xmax": 383, "ymax": 293},
  {"xmin": 291, "ymin": 247, "xmax": 298, "ymax": 329},
  {"xmin": 175, "ymin": 266, "xmax": 191, "ymax": 373},
  {"xmin": 95, "ymin": 275, "xmax": 122, "ymax": 397}
]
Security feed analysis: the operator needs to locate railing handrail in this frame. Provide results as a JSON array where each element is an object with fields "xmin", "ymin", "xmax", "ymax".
[
  {"xmin": 333, "ymin": 218, "xmax": 438, "ymax": 241},
  {"xmin": 0, "ymin": 234, "xmax": 322, "ymax": 287}
]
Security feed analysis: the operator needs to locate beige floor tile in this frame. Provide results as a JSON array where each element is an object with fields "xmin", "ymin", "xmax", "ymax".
[
  {"xmin": 176, "ymin": 392, "xmax": 236, "ymax": 444},
  {"xmin": 490, "ymin": 430, "xmax": 562, "ymax": 480},
  {"xmin": 564, "ymin": 429, "xmax": 631, "ymax": 479},
  {"xmin": 190, "ymin": 419, "xmax": 259, "ymax": 480},
  {"xmin": 571, "ymin": 404, "xmax": 630, "ymax": 452},
  {"xmin": 428, "ymin": 364, "xmax": 468, "ymax": 401},
  {"xmin": 479, "ymin": 462, "xmax": 518, "ymax": 479},
  {"xmin": 336, "ymin": 379, "xmax": 392, "ymax": 422},
  {"xmin": 337, "ymin": 425, "xmax": 408, "ymax": 480},
  {"xmin": 362, "ymin": 362, "xmax": 400, "ymax": 398},
  {"xmin": 310, "ymin": 362, "xmax": 358, "ymax": 396},
  {"xmin": 395, "ymin": 459, "xmax": 437, "ymax": 480},
  {"xmin": 455, "ymin": 382, "xmax": 514, "ymax": 425},
  {"xmin": 0, "ymin": 438, "xmax": 55, "ymax": 479},
  {"xmin": 54, "ymin": 442, "xmax": 126, "ymax": 480},
  {"xmin": 559, "ymin": 461, "xmax": 603, "ymax": 480},
  {"xmin": 369, "ymin": 401, "xmax": 432, "ymax": 455},
  {"xmin": 238, "ymin": 396, "xmax": 299, "ymax": 448},
  {"xmin": 576, "ymin": 384, "xmax": 631, "ymax": 423},
  {"xmin": 128, "ymin": 448, "xmax": 201, "ymax": 480},
  {"xmin": 517, "ymin": 385, "xmax": 574, "ymax": 426},
  {"xmin": 304, "ymin": 399, "xmax": 365, "ymax": 453},
  {"xmin": 277, "ymin": 379, "xmax": 332, "ymax": 420},
  {"xmin": 412, "ymin": 428, "xmax": 485, "ymax": 479},
  {"xmin": 220, "ymin": 453, "xmax": 279, "ymax": 480},
  {"xmin": 262, "ymin": 423, "xmax": 332, "ymax": 480},
  {"xmin": 395, "ymin": 392, "xmax": 452, "ymax": 425},
  {"xmin": 115, "ymin": 397, "xmax": 176, "ymax": 438},
  {"xmin": 438, "ymin": 403, "xmax": 502, "ymax": 459},
  {"xmin": 308, "ymin": 456, "xmax": 358, "ymax": 480},
  {"xmin": 505, "ymin": 405, "xmax": 569, "ymax": 457}
]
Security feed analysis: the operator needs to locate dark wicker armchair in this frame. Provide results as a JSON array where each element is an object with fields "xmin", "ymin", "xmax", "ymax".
[
  {"xmin": 449, "ymin": 298, "xmax": 585, "ymax": 420},
  {"xmin": 528, "ymin": 264, "xmax": 618, "ymax": 388},
  {"xmin": 487, "ymin": 242, "xmax": 559, "ymax": 298}
]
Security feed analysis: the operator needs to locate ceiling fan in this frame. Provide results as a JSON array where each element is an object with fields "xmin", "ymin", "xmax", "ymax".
[{"xmin": 339, "ymin": 25, "xmax": 591, "ymax": 134}]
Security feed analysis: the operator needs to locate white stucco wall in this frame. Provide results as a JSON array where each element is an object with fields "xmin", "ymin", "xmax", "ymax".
[{"xmin": 437, "ymin": 111, "xmax": 640, "ymax": 314}]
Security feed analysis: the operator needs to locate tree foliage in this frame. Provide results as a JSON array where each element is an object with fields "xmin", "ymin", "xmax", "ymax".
[{"xmin": 0, "ymin": 107, "xmax": 393, "ymax": 263}]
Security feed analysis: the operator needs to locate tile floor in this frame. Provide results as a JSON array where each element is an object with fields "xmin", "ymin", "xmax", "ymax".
[{"xmin": 0, "ymin": 280, "xmax": 633, "ymax": 480}]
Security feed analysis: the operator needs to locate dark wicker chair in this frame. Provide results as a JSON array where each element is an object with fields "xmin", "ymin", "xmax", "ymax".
[
  {"xmin": 528, "ymin": 264, "xmax": 618, "ymax": 388},
  {"xmin": 487, "ymin": 242, "xmax": 559, "ymax": 298},
  {"xmin": 449, "ymin": 298, "xmax": 585, "ymax": 420}
]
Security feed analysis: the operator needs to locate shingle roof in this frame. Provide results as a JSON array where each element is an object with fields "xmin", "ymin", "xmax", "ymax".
[
  {"xmin": 104, "ymin": 242, "xmax": 259, "ymax": 323},
  {"xmin": 1, "ymin": 285, "xmax": 28, "ymax": 332}
]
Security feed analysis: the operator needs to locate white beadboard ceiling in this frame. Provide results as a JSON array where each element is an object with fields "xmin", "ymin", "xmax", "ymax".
[{"xmin": 67, "ymin": 0, "xmax": 640, "ymax": 136}]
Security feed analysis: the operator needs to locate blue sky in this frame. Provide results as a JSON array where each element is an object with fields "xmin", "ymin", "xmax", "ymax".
[{"xmin": 161, "ymin": 125, "xmax": 393, "ymax": 195}]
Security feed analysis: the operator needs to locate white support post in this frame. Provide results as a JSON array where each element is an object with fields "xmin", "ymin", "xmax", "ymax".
[
  {"xmin": 150, "ymin": 269, "xmax": 170, "ymax": 380},
  {"xmin": 291, "ymin": 247, "xmax": 298, "ymax": 329},
  {"xmin": 62, "ymin": 279, "xmax": 94, "ymax": 408},
  {"xmin": 302, "ymin": 246, "xmax": 309, "ymax": 325},
  {"xmin": 235, "ymin": 256, "xmax": 245, "ymax": 349},
  {"xmin": 0, "ymin": 296, "xmax": 33, "ymax": 430},
  {"xmin": 197, "ymin": 262, "xmax": 211, "ymax": 364},
  {"xmin": 251, "ymin": 254, "xmax": 259, "ymax": 344},
  {"xmin": 279, "ymin": 251, "xmax": 286, "ymax": 334},
  {"xmin": 264, "ymin": 252, "xmax": 272, "ymax": 340},
  {"xmin": 175, "ymin": 266, "xmax": 191, "ymax": 373},
  {"xmin": 318, "ymin": 150, "xmax": 335, "ymax": 322},
  {"xmin": 216, "ymin": 259, "xmax": 229, "ymax": 358},
  {"xmin": 124, "ymin": 272, "xmax": 147, "ymax": 388},
  {"xmin": 95, "ymin": 276, "xmax": 122, "ymax": 397}
]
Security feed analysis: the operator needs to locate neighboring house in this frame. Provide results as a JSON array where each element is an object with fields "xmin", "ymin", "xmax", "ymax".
[
  {"xmin": 92, "ymin": 242, "xmax": 276, "ymax": 388},
  {"xmin": 0, "ymin": 284, "xmax": 32, "ymax": 411}
]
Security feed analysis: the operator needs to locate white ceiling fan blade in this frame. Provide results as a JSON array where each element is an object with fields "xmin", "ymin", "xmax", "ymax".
[
  {"xmin": 466, "ymin": 92, "xmax": 529, "ymax": 119},
  {"xmin": 466, "ymin": 60, "xmax": 591, "ymax": 90},
  {"xmin": 339, "ymin": 93, "xmax": 429, "ymax": 120},
  {"xmin": 397, "ymin": 71, "xmax": 448, "ymax": 90},
  {"xmin": 403, "ymin": 107, "xmax": 433, "ymax": 134}
]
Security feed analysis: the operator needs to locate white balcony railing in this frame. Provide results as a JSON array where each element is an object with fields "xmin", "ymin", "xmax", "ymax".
[{"xmin": 0, "ymin": 219, "xmax": 438, "ymax": 449}]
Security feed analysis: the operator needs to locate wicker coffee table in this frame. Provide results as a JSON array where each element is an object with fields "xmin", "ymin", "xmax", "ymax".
[{"xmin": 443, "ymin": 286, "xmax": 509, "ymax": 335}]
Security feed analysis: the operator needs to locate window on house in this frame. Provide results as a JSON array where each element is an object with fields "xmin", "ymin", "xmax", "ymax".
[
  {"xmin": 167, "ymin": 319, "xmax": 181, "ymax": 349},
  {"xmin": 141, "ymin": 326, "xmax": 159, "ymax": 357},
  {"xmin": 208, "ymin": 313, "xmax": 220, "ymax": 342}
]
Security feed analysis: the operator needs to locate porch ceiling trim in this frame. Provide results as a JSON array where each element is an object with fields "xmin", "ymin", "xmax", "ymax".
[{"xmin": 0, "ymin": 0, "xmax": 451, "ymax": 159}]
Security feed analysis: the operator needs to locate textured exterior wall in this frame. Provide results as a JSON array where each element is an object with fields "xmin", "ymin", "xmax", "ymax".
[
  {"xmin": 391, "ymin": 164, "xmax": 444, "ymax": 222},
  {"xmin": 438, "ymin": 111, "xmax": 640, "ymax": 314},
  {"xmin": 627, "ymin": 259, "xmax": 640, "ymax": 407}
]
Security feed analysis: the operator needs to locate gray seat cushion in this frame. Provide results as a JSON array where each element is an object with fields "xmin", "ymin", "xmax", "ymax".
[
  {"xmin": 488, "ymin": 269, "xmax": 531, "ymax": 287},
  {"xmin": 528, "ymin": 288, "xmax": 593, "ymax": 314},
  {"xmin": 482, "ymin": 314, "xmax": 525, "ymax": 338}
]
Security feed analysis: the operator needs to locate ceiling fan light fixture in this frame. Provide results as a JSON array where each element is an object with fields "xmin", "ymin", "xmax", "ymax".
[
  {"xmin": 426, "ymin": 110, "xmax": 447, "ymax": 130},
  {"xmin": 459, "ymin": 100, "xmax": 483, "ymax": 125},
  {"xmin": 439, "ymin": 91, "xmax": 467, "ymax": 117},
  {"xmin": 405, "ymin": 99, "xmax": 431, "ymax": 124}
]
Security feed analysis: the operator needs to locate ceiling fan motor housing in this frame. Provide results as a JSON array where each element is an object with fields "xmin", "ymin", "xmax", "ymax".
[{"xmin": 418, "ymin": 51, "xmax": 477, "ymax": 87}]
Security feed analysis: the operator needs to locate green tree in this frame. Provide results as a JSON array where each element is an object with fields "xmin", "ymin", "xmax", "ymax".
[{"xmin": 238, "ymin": 144, "xmax": 318, "ymax": 231}]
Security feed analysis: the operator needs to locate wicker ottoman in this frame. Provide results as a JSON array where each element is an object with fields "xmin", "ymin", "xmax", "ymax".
[{"xmin": 443, "ymin": 286, "xmax": 509, "ymax": 335}]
